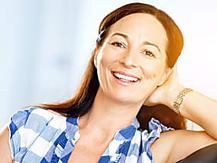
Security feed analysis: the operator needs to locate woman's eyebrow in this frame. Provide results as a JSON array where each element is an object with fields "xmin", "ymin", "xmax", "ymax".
[
  {"xmin": 111, "ymin": 33, "xmax": 161, "ymax": 52},
  {"xmin": 143, "ymin": 41, "xmax": 161, "ymax": 53},
  {"xmin": 111, "ymin": 32, "xmax": 128, "ymax": 39}
]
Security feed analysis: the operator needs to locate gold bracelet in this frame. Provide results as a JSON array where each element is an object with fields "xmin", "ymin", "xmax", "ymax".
[{"xmin": 173, "ymin": 88, "xmax": 193, "ymax": 114}]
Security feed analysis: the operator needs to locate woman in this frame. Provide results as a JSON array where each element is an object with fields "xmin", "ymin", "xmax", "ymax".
[{"xmin": 0, "ymin": 2, "xmax": 217, "ymax": 163}]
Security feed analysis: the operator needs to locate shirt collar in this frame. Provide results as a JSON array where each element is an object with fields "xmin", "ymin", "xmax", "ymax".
[{"xmin": 113, "ymin": 117, "xmax": 140, "ymax": 141}]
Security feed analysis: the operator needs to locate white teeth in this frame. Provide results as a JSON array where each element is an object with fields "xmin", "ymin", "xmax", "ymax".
[{"xmin": 113, "ymin": 72, "xmax": 138, "ymax": 82}]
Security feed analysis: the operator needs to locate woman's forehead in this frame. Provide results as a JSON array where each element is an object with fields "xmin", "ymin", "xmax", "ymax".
[{"xmin": 108, "ymin": 13, "xmax": 168, "ymax": 49}]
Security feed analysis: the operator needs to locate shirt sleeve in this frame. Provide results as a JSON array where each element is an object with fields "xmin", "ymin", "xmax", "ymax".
[
  {"xmin": 8, "ymin": 108, "xmax": 34, "ymax": 159},
  {"xmin": 8, "ymin": 107, "xmax": 67, "ymax": 162},
  {"xmin": 142, "ymin": 118, "xmax": 174, "ymax": 161}
]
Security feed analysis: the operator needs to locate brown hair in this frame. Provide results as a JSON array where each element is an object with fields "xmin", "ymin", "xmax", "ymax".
[{"xmin": 40, "ymin": 2, "xmax": 186, "ymax": 130}]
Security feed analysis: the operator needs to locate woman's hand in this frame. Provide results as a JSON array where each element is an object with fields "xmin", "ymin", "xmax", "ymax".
[{"xmin": 144, "ymin": 66, "xmax": 184, "ymax": 109}]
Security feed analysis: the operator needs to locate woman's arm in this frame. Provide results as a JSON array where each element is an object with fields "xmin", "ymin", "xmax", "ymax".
[
  {"xmin": 168, "ymin": 88, "xmax": 217, "ymax": 139},
  {"xmin": 0, "ymin": 127, "xmax": 12, "ymax": 163},
  {"xmin": 146, "ymin": 67, "xmax": 217, "ymax": 139},
  {"xmin": 147, "ymin": 67, "xmax": 217, "ymax": 161},
  {"xmin": 151, "ymin": 129, "xmax": 217, "ymax": 163}
]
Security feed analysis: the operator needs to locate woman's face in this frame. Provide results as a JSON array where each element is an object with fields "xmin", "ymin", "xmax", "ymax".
[{"xmin": 95, "ymin": 13, "xmax": 171, "ymax": 105}]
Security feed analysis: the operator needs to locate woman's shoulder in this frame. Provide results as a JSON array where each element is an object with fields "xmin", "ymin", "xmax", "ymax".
[
  {"xmin": 139, "ymin": 117, "xmax": 173, "ymax": 140},
  {"xmin": 8, "ymin": 107, "xmax": 69, "ymax": 160},
  {"xmin": 9, "ymin": 107, "xmax": 67, "ymax": 137},
  {"xmin": 11, "ymin": 106, "xmax": 65, "ymax": 120},
  {"xmin": 120, "ymin": 118, "xmax": 174, "ymax": 162},
  {"xmin": 130, "ymin": 118, "xmax": 173, "ymax": 161}
]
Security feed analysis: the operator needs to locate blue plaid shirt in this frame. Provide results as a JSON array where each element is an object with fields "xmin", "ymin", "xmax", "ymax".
[{"xmin": 9, "ymin": 107, "xmax": 172, "ymax": 163}]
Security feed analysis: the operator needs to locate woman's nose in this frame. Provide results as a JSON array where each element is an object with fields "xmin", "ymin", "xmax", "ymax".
[{"xmin": 119, "ymin": 50, "xmax": 137, "ymax": 68}]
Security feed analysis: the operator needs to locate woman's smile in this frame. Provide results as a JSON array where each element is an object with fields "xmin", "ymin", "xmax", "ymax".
[{"xmin": 111, "ymin": 70, "xmax": 140, "ymax": 86}]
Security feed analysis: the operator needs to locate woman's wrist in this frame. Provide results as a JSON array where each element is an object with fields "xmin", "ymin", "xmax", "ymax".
[
  {"xmin": 173, "ymin": 88, "xmax": 193, "ymax": 114},
  {"xmin": 162, "ymin": 83, "xmax": 187, "ymax": 113}
]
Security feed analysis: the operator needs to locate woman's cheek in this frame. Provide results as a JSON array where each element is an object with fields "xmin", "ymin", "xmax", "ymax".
[
  {"xmin": 140, "ymin": 63, "xmax": 160, "ymax": 80},
  {"xmin": 101, "ymin": 49, "xmax": 120, "ymax": 66}
]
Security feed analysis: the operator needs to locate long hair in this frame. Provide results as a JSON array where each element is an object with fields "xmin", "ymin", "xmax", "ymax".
[{"xmin": 40, "ymin": 2, "xmax": 186, "ymax": 130}]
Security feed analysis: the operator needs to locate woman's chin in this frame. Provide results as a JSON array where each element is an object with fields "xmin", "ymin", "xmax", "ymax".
[{"xmin": 109, "ymin": 93, "xmax": 143, "ymax": 105}]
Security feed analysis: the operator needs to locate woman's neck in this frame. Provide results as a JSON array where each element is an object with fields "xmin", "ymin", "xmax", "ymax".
[{"xmin": 79, "ymin": 88, "xmax": 142, "ymax": 138}]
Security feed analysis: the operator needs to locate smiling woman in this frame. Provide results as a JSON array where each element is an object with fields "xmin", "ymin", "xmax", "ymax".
[
  {"xmin": 95, "ymin": 13, "xmax": 169, "ymax": 106},
  {"xmin": 1, "ymin": 2, "xmax": 217, "ymax": 163}
]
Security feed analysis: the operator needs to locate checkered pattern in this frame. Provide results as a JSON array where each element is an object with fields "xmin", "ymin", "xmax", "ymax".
[{"xmin": 9, "ymin": 107, "xmax": 172, "ymax": 163}]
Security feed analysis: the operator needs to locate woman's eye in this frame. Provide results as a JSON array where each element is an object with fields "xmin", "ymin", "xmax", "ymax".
[
  {"xmin": 143, "ymin": 50, "xmax": 155, "ymax": 58},
  {"xmin": 110, "ymin": 42, "xmax": 126, "ymax": 48}
]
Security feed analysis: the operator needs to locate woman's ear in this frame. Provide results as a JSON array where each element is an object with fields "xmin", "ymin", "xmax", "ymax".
[
  {"xmin": 94, "ymin": 56, "xmax": 97, "ymax": 68},
  {"xmin": 93, "ymin": 48, "xmax": 99, "ymax": 68},
  {"xmin": 157, "ymin": 68, "xmax": 172, "ymax": 86}
]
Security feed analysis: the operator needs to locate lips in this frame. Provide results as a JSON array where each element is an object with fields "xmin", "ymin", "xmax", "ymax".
[{"xmin": 111, "ymin": 71, "xmax": 140, "ymax": 83}]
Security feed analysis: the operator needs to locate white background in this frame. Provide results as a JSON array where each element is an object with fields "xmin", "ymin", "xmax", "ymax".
[{"xmin": 0, "ymin": 0, "xmax": 217, "ymax": 128}]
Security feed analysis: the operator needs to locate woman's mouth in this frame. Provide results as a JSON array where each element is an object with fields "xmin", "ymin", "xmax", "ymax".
[{"xmin": 111, "ymin": 71, "xmax": 140, "ymax": 84}]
